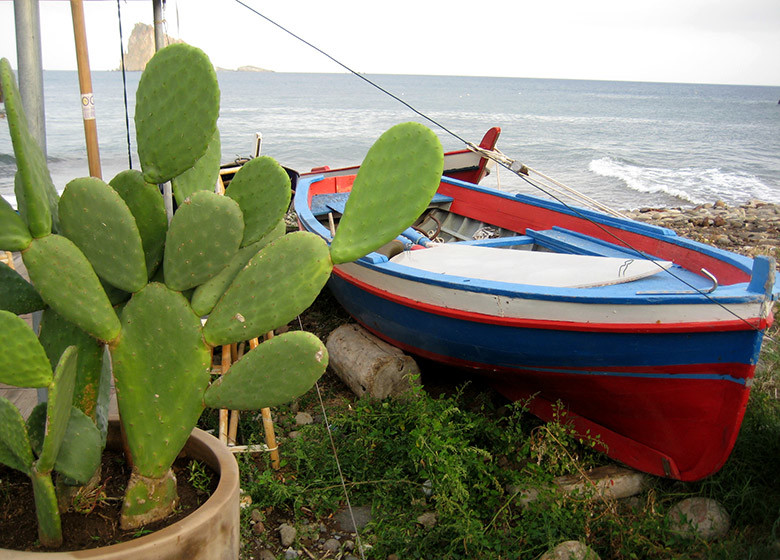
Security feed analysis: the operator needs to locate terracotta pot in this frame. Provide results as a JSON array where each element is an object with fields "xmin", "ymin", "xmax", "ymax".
[{"xmin": 0, "ymin": 420, "xmax": 240, "ymax": 559}]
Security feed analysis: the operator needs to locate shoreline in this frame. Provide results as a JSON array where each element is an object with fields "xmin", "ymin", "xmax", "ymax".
[{"xmin": 621, "ymin": 199, "xmax": 780, "ymax": 259}]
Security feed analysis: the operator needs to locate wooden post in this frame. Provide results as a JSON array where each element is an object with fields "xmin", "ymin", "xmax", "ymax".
[
  {"xmin": 69, "ymin": 0, "xmax": 102, "ymax": 179},
  {"xmin": 251, "ymin": 336, "xmax": 280, "ymax": 470}
]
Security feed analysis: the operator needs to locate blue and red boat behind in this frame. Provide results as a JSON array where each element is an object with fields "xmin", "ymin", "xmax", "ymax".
[{"xmin": 294, "ymin": 141, "xmax": 777, "ymax": 481}]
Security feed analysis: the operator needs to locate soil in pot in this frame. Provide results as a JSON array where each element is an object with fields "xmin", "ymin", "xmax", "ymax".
[{"xmin": 0, "ymin": 450, "xmax": 217, "ymax": 552}]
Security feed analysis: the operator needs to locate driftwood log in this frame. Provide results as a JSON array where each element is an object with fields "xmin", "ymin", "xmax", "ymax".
[{"xmin": 326, "ymin": 324, "xmax": 420, "ymax": 398}]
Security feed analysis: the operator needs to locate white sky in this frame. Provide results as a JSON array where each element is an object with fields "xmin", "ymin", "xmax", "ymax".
[{"xmin": 1, "ymin": 0, "xmax": 779, "ymax": 86}]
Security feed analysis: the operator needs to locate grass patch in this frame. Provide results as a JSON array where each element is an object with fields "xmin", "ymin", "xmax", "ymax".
[{"xmin": 203, "ymin": 313, "xmax": 780, "ymax": 559}]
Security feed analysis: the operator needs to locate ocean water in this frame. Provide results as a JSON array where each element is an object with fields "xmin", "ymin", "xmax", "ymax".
[{"xmin": 1, "ymin": 71, "xmax": 779, "ymax": 210}]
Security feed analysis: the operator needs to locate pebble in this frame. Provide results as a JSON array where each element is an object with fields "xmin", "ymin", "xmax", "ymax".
[
  {"xmin": 624, "ymin": 201, "xmax": 780, "ymax": 258},
  {"xmin": 295, "ymin": 411, "xmax": 314, "ymax": 425},
  {"xmin": 539, "ymin": 540, "xmax": 600, "ymax": 560},
  {"xmin": 256, "ymin": 550, "xmax": 275, "ymax": 560},
  {"xmin": 416, "ymin": 511, "xmax": 437, "ymax": 529},
  {"xmin": 323, "ymin": 538, "xmax": 340, "ymax": 553},
  {"xmin": 284, "ymin": 547, "xmax": 299, "ymax": 559},
  {"xmin": 278, "ymin": 523, "xmax": 297, "ymax": 547}
]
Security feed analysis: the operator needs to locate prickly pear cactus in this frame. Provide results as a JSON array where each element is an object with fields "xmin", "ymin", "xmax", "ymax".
[{"xmin": 1, "ymin": 41, "xmax": 446, "ymax": 543}]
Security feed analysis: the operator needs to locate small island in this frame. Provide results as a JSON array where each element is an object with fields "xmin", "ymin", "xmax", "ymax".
[{"xmin": 120, "ymin": 23, "xmax": 272, "ymax": 72}]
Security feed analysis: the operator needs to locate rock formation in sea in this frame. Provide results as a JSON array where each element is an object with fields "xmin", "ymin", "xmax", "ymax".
[{"xmin": 119, "ymin": 23, "xmax": 183, "ymax": 71}]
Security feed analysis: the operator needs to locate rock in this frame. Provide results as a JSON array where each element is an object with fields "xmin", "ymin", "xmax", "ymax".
[
  {"xmin": 295, "ymin": 412, "xmax": 313, "ymax": 426},
  {"xmin": 387, "ymin": 555, "xmax": 400, "ymax": 560},
  {"xmin": 416, "ymin": 511, "xmax": 438, "ymax": 529},
  {"xmin": 278, "ymin": 523, "xmax": 297, "ymax": 547},
  {"xmin": 250, "ymin": 509, "xmax": 263, "ymax": 523},
  {"xmin": 343, "ymin": 540, "xmax": 355, "ymax": 551},
  {"xmin": 334, "ymin": 505, "xmax": 373, "ymax": 532},
  {"xmin": 539, "ymin": 540, "xmax": 600, "ymax": 560},
  {"xmin": 323, "ymin": 538, "xmax": 341, "ymax": 553},
  {"xmin": 284, "ymin": 547, "xmax": 299, "ymax": 559},
  {"xmin": 120, "ymin": 23, "xmax": 184, "ymax": 71},
  {"xmin": 327, "ymin": 324, "xmax": 421, "ymax": 398},
  {"xmin": 257, "ymin": 550, "xmax": 276, "ymax": 560},
  {"xmin": 288, "ymin": 430, "xmax": 301, "ymax": 439},
  {"xmin": 252, "ymin": 521, "xmax": 265, "ymax": 535},
  {"xmin": 554, "ymin": 465, "xmax": 647, "ymax": 500},
  {"xmin": 668, "ymin": 497, "xmax": 730, "ymax": 540}
]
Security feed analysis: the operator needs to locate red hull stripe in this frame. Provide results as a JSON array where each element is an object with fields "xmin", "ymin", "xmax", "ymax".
[{"xmin": 333, "ymin": 267, "xmax": 769, "ymax": 333}]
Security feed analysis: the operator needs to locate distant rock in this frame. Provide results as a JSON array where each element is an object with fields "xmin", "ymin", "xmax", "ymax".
[
  {"xmin": 215, "ymin": 65, "xmax": 274, "ymax": 73},
  {"xmin": 119, "ymin": 23, "xmax": 183, "ymax": 71}
]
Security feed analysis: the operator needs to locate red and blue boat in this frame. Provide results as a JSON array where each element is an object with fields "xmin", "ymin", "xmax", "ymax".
[{"xmin": 293, "ymin": 133, "xmax": 777, "ymax": 481}]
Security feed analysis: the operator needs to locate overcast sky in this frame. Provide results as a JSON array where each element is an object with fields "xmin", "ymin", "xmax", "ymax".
[{"xmin": 1, "ymin": 0, "xmax": 779, "ymax": 86}]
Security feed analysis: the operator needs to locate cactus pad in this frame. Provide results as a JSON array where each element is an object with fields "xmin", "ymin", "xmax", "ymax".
[
  {"xmin": 59, "ymin": 177, "xmax": 147, "ymax": 293},
  {"xmin": 109, "ymin": 169, "xmax": 169, "ymax": 279},
  {"xmin": 203, "ymin": 231, "xmax": 333, "ymax": 346},
  {"xmin": 0, "ymin": 310, "xmax": 53, "ymax": 387},
  {"xmin": 39, "ymin": 308, "xmax": 104, "ymax": 419},
  {"xmin": 22, "ymin": 235, "xmax": 121, "ymax": 343},
  {"xmin": 0, "ymin": 262, "xmax": 45, "ymax": 314},
  {"xmin": 205, "ymin": 331, "xmax": 328, "ymax": 409},
  {"xmin": 121, "ymin": 469, "xmax": 178, "ymax": 530},
  {"xmin": 164, "ymin": 190, "xmax": 244, "ymax": 291},
  {"xmin": 330, "ymin": 122, "xmax": 444, "ymax": 263},
  {"xmin": 28, "ymin": 404, "xmax": 102, "ymax": 484},
  {"xmin": 135, "ymin": 44, "xmax": 220, "ymax": 184},
  {"xmin": 0, "ymin": 58, "xmax": 59, "ymax": 237},
  {"xmin": 225, "ymin": 156, "xmax": 292, "ymax": 247},
  {"xmin": 172, "ymin": 128, "xmax": 222, "ymax": 205},
  {"xmin": 0, "ymin": 195, "xmax": 32, "ymax": 251},
  {"xmin": 36, "ymin": 346, "xmax": 79, "ymax": 473},
  {"xmin": 111, "ymin": 283, "xmax": 210, "ymax": 478},
  {"xmin": 0, "ymin": 396, "xmax": 34, "ymax": 474},
  {"xmin": 190, "ymin": 220, "xmax": 285, "ymax": 316}
]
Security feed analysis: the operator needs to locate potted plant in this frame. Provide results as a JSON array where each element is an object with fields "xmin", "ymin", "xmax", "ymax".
[{"xmin": 0, "ymin": 44, "xmax": 443, "ymax": 556}]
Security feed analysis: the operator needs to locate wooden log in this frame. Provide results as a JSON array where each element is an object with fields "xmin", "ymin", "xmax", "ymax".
[{"xmin": 326, "ymin": 324, "xmax": 420, "ymax": 399}]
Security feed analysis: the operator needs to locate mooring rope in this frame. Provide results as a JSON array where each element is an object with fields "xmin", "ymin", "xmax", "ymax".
[
  {"xmin": 233, "ymin": 0, "xmax": 775, "ymax": 341},
  {"xmin": 115, "ymin": 0, "xmax": 133, "ymax": 169}
]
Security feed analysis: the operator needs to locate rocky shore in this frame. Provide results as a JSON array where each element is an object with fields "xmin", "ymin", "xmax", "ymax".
[{"xmin": 621, "ymin": 199, "xmax": 780, "ymax": 260}]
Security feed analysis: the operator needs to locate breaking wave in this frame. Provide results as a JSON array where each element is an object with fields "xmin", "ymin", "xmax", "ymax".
[{"xmin": 589, "ymin": 157, "xmax": 780, "ymax": 206}]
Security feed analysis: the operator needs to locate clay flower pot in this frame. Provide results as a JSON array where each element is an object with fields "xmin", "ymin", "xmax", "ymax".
[{"xmin": 0, "ymin": 420, "xmax": 240, "ymax": 559}]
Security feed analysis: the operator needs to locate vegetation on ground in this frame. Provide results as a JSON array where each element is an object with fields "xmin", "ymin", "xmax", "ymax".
[{"xmin": 197, "ymin": 299, "xmax": 780, "ymax": 560}]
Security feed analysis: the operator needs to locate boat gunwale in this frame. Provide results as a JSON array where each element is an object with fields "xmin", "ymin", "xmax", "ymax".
[{"xmin": 294, "ymin": 175, "xmax": 773, "ymax": 309}]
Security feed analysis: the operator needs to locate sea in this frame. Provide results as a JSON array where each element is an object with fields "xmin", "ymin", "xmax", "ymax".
[{"xmin": 2, "ymin": 71, "xmax": 779, "ymax": 211}]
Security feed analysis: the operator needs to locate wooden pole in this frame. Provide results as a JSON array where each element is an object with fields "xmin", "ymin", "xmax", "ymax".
[
  {"xmin": 69, "ymin": 0, "xmax": 102, "ymax": 179},
  {"xmin": 251, "ymin": 336, "xmax": 281, "ymax": 470}
]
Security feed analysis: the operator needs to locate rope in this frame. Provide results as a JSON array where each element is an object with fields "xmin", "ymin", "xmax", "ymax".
[
  {"xmin": 296, "ymin": 318, "xmax": 367, "ymax": 560},
  {"xmin": 115, "ymin": 0, "xmax": 133, "ymax": 169},
  {"xmin": 233, "ymin": 1, "xmax": 776, "ymax": 340}
]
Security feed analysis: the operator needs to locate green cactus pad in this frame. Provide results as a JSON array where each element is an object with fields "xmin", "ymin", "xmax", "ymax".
[
  {"xmin": 163, "ymin": 190, "xmax": 244, "ymax": 291},
  {"xmin": 190, "ymin": 220, "xmax": 285, "ymax": 316},
  {"xmin": 203, "ymin": 231, "xmax": 333, "ymax": 346},
  {"xmin": 0, "ymin": 195, "xmax": 32, "ymax": 251},
  {"xmin": 330, "ymin": 122, "xmax": 444, "ymax": 264},
  {"xmin": 39, "ymin": 308, "xmax": 104, "ymax": 419},
  {"xmin": 22, "ymin": 235, "xmax": 121, "ymax": 343},
  {"xmin": 172, "ymin": 128, "xmax": 221, "ymax": 206},
  {"xmin": 36, "ymin": 346, "xmax": 79, "ymax": 474},
  {"xmin": 111, "ymin": 283, "xmax": 210, "ymax": 478},
  {"xmin": 30, "ymin": 468, "xmax": 62, "ymax": 548},
  {"xmin": 59, "ymin": 177, "xmax": 147, "ymax": 293},
  {"xmin": 225, "ymin": 156, "xmax": 292, "ymax": 247},
  {"xmin": 205, "ymin": 331, "xmax": 328, "ymax": 410},
  {"xmin": 135, "ymin": 44, "xmax": 220, "ymax": 184},
  {"xmin": 109, "ymin": 170, "xmax": 169, "ymax": 279},
  {"xmin": 28, "ymin": 404, "xmax": 101, "ymax": 484},
  {"xmin": 0, "ymin": 310, "xmax": 52, "ymax": 387},
  {"xmin": 0, "ymin": 262, "xmax": 45, "ymax": 314},
  {"xmin": 0, "ymin": 396, "xmax": 34, "ymax": 474},
  {"xmin": 0, "ymin": 58, "xmax": 59, "ymax": 237}
]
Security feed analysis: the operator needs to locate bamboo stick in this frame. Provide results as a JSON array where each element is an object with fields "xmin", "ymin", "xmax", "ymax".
[
  {"xmin": 251, "ymin": 336, "xmax": 280, "ymax": 469},
  {"xmin": 219, "ymin": 344, "xmax": 231, "ymax": 444},
  {"xmin": 69, "ymin": 0, "xmax": 101, "ymax": 179}
]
